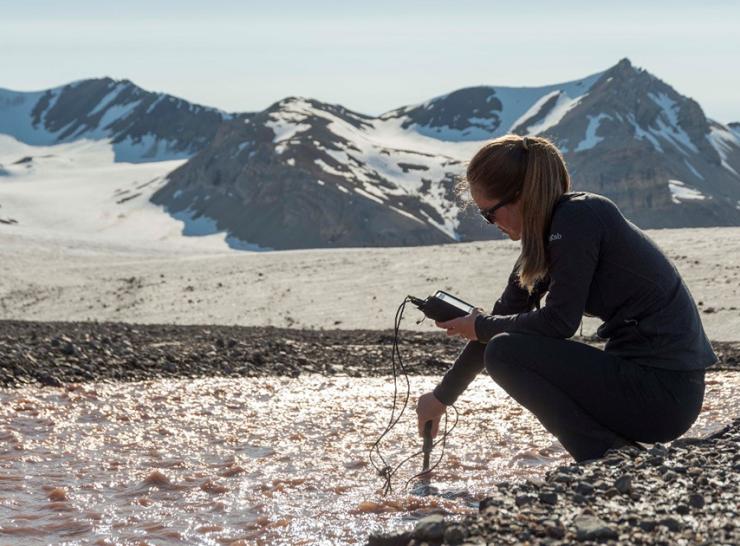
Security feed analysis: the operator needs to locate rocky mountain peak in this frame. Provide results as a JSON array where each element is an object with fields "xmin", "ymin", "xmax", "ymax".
[{"xmin": 1, "ymin": 77, "xmax": 230, "ymax": 162}]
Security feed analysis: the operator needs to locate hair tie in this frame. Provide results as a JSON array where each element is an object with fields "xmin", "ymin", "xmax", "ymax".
[{"xmin": 522, "ymin": 137, "xmax": 530, "ymax": 151}]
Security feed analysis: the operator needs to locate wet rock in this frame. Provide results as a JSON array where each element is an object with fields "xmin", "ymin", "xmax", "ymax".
[
  {"xmin": 414, "ymin": 514, "xmax": 444, "ymax": 541},
  {"xmin": 366, "ymin": 531, "xmax": 413, "ymax": 546}
]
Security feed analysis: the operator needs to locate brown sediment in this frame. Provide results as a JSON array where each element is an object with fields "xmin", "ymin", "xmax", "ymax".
[
  {"xmin": 200, "ymin": 479, "xmax": 229, "ymax": 494},
  {"xmin": 46, "ymin": 487, "xmax": 68, "ymax": 501}
]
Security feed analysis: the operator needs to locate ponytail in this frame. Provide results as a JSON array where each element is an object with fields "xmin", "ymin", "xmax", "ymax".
[{"xmin": 458, "ymin": 134, "xmax": 571, "ymax": 293}]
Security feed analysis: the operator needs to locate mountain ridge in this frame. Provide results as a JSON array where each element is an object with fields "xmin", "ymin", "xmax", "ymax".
[
  {"xmin": 0, "ymin": 77, "xmax": 232, "ymax": 162},
  {"xmin": 2, "ymin": 58, "xmax": 739, "ymax": 250}
]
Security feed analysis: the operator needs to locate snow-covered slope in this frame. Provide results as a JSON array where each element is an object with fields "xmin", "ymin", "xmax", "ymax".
[
  {"xmin": 0, "ymin": 78, "xmax": 232, "ymax": 163},
  {"xmin": 0, "ymin": 134, "xmax": 238, "ymax": 252},
  {"xmin": 377, "ymin": 70, "xmax": 604, "ymax": 141}
]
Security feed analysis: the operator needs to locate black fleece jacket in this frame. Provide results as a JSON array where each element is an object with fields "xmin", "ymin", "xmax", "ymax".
[{"xmin": 433, "ymin": 191, "xmax": 717, "ymax": 406}]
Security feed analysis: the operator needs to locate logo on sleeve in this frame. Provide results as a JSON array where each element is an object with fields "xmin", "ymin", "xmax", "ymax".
[{"xmin": 549, "ymin": 233, "xmax": 562, "ymax": 242}]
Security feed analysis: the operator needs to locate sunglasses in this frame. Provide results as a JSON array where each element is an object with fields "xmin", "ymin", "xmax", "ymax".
[{"xmin": 479, "ymin": 193, "xmax": 519, "ymax": 224}]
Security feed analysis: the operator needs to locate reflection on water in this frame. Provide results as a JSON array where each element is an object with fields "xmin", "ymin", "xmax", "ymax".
[{"xmin": 0, "ymin": 373, "xmax": 737, "ymax": 545}]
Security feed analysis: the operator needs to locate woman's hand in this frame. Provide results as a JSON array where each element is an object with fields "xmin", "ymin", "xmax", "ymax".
[
  {"xmin": 416, "ymin": 391, "xmax": 447, "ymax": 438},
  {"xmin": 434, "ymin": 307, "xmax": 483, "ymax": 341}
]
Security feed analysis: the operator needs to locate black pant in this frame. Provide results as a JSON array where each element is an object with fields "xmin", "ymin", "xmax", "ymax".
[{"xmin": 471, "ymin": 332, "xmax": 706, "ymax": 462}]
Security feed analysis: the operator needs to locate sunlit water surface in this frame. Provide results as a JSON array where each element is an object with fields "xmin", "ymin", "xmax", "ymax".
[{"xmin": 0, "ymin": 373, "xmax": 737, "ymax": 545}]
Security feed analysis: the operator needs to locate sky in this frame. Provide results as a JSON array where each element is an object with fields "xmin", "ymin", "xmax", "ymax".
[{"xmin": 1, "ymin": 0, "xmax": 738, "ymax": 123}]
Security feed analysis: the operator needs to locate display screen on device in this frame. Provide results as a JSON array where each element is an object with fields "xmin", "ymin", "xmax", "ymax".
[{"xmin": 434, "ymin": 291, "xmax": 474, "ymax": 313}]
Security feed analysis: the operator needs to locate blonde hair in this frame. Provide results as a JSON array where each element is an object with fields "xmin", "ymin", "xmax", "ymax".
[{"xmin": 456, "ymin": 134, "xmax": 571, "ymax": 293}]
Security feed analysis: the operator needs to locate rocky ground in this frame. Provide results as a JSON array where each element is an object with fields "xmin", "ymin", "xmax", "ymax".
[
  {"xmin": 0, "ymin": 320, "xmax": 739, "ymax": 387},
  {"xmin": 0, "ymin": 319, "xmax": 460, "ymax": 387},
  {"xmin": 368, "ymin": 419, "xmax": 740, "ymax": 545}
]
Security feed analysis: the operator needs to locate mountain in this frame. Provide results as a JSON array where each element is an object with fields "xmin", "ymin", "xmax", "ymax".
[
  {"xmin": 151, "ymin": 58, "xmax": 740, "ymax": 249},
  {"xmin": 2, "ymin": 61, "xmax": 740, "ymax": 250},
  {"xmin": 0, "ymin": 78, "xmax": 231, "ymax": 163},
  {"xmin": 150, "ymin": 99, "xmax": 469, "ymax": 249},
  {"xmin": 541, "ymin": 59, "xmax": 740, "ymax": 227}
]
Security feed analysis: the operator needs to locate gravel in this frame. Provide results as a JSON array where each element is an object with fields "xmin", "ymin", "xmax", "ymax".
[
  {"xmin": 369, "ymin": 418, "xmax": 740, "ymax": 545},
  {"xmin": 1, "ymin": 320, "xmax": 738, "ymax": 388}
]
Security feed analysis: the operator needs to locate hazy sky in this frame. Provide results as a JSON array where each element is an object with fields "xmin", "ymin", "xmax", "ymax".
[{"xmin": 1, "ymin": 0, "xmax": 738, "ymax": 122}]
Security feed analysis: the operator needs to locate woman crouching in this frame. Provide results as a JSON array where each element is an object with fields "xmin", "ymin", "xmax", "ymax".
[{"xmin": 416, "ymin": 134, "xmax": 716, "ymax": 463}]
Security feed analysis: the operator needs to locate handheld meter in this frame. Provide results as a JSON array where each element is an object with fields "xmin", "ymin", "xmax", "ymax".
[{"xmin": 409, "ymin": 290, "xmax": 475, "ymax": 322}]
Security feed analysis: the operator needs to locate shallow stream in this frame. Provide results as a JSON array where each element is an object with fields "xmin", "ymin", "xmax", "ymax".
[{"xmin": 0, "ymin": 373, "xmax": 737, "ymax": 545}]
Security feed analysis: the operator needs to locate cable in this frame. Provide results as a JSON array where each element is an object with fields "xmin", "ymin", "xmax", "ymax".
[{"xmin": 368, "ymin": 296, "xmax": 459, "ymax": 496}]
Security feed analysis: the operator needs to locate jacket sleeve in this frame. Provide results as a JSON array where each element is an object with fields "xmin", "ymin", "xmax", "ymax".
[
  {"xmin": 432, "ymin": 263, "xmax": 545, "ymax": 405},
  {"xmin": 474, "ymin": 203, "xmax": 603, "ymax": 343},
  {"xmin": 432, "ymin": 340, "xmax": 486, "ymax": 405},
  {"xmin": 491, "ymin": 262, "xmax": 540, "ymax": 315}
]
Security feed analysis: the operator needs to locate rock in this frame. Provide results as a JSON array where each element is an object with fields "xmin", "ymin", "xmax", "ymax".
[
  {"xmin": 543, "ymin": 520, "xmax": 565, "ymax": 539},
  {"xmin": 552, "ymin": 472, "xmax": 574, "ymax": 483},
  {"xmin": 478, "ymin": 496, "xmax": 503, "ymax": 511},
  {"xmin": 648, "ymin": 444, "xmax": 668, "ymax": 457},
  {"xmin": 573, "ymin": 514, "xmax": 618, "ymax": 541},
  {"xmin": 604, "ymin": 487, "xmax": 620, "ymax": 499},
  {"xmin": 414, "ymin": 514, "xmax": 445, "ymax": 541},
  {"xmin": 538, "ymin": 491, "xmax": 558, "ymax": 505},
  {"xmin": 614, "ymin": 474, "xmax": 633, "ymax": 494},
  {"xmin": 638, "ymin": 519, "xmax": 656, "ymax": 532},
  {"xmin": 37, "ymin": 373, "xmax": 63, "ymax": 387},
  {"xmin": 688, "ymin": 493, "xmax": 705, "ymax": 508},
  {"xmin": 366, "ymin": 531, "xmax": 414, "ymax": 546},
  {"xmin": 602, "ymin": 456, "xmax": 623, "ymax": 466},
  {"xmin": 647, "ymin": 455, "xmax": 664, "ymax": 466},
  {"xmin": 662, "ymin": 470, "xmax": 678, "ymax": 482},
  {"xmin": 60, "ymin": 342, "xmax": 77, "ymax": 355},
  {"xmin": 676, "ymin": 504, "xmax": 690, "ymax": 515},
  {"xmin": 442, "ymin": 524, "xmax": 465, "ymax": 545},
  {"xmin": 574, "ymin": 481, "xmax": 594, "ymax": 496},
  {"xmin": 571, "ymin": 493, "xmax": 587, "ymax": 504},
  {"xmin": 658, "ymin": 517, "xmax": 682, "ymax": 532},
  {"xmin": 515, "ymin": 494, "xmax": 535, "ymax": 507}
]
